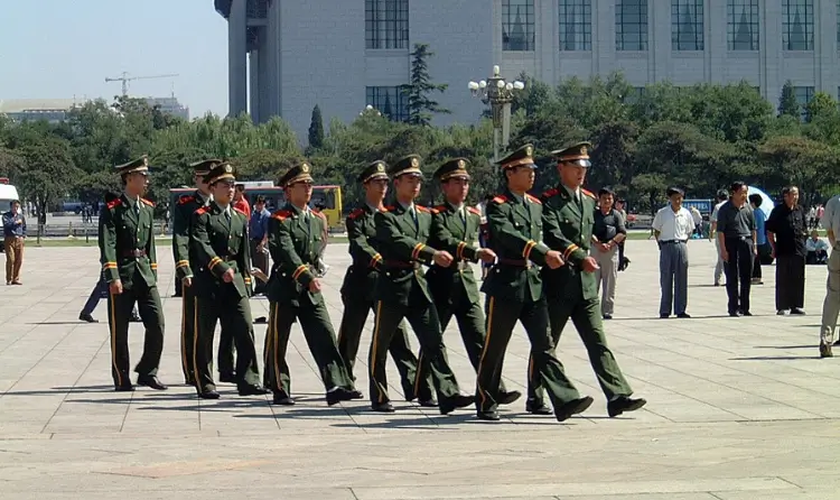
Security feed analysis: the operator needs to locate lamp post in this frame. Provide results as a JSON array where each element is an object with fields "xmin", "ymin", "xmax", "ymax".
[{"xmin": 468, "ymin": 65, "xmax": 525, "ymax": 162}]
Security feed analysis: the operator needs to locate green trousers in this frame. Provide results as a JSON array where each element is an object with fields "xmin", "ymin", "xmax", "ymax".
[
  {"xmin": 179, "ymin": 280, "xmax": 196, "ymax": 384},
  {"xmin": 218, "ymin": 320, "xmax": 236, "ymax": 379},
  {"xmin": 106, "ymin": 282, "xmax": 164, "ymax": 387},
  {"xmin": 476, "ymin": 295, "xmax": 580, "ymax": 413},
  {"xmin": 529, "ymin": 296, "xmax": 633, "ymax": 405},
  {"xmin": 337, "ymin": 292, "xmax": 432, "ymax": 400},
  {"xmin": 264, "ymin": 300, "xmax": 354, "ymax": 398},
  {"xmin": 368, "ymin": 297, "xmax": 460, "ymax": 405},
  {"xmin": 193, "ymin": 294, "xmax": 260, "ymax": 392}
]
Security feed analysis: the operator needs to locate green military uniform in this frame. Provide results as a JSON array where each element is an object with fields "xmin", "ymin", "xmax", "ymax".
[
  {"xmin": 190, "ymin": 163, "xmax": 264, "ymax": 399},
  {"xmin": 476, "ymin": 144, "xmax": 591, "ymax": 421},
  {"xmin": 537, "ymin": 142, "xmax": 645, "ymax": 418},
  {"xmin": 98, "ymin": 155, "xmax": 166, "ymax": 391},
  {"xmin": 172, "ymin": 158, "xmax": 219, "ymax": 385},
  {"xmin": 369, "ymin": 155, "xmax": 473, "ymax": 414},
  {"xmin": 336, "ymin": 160, "xmax": 433, "ymax": 403},
  {"xmin": 264, "ymin": 161, "xmax": 357, "ymax": 406},
  {"xmin": 424, "ymin": 158, "xmax": 518, "ymax": 402}
]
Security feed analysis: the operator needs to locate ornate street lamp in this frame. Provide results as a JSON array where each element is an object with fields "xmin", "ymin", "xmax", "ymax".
[{"xmin": 469, "ymin": 65, "xmax": 525, "ymax": 162}]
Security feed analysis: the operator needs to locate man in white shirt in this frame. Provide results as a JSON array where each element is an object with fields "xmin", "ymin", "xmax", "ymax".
[
  {"xmin": 652, "ymin": 187, "xmax": 695, "ymax": 319},
  {"xmin": 818, "ymin": 195, "xmax": 840, "ymax": 357},
  {"xmin": 709, "ymin": 191, "xmax": 728, "ymax": 286}
]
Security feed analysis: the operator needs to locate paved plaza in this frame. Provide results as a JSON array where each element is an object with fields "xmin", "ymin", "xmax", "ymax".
[{"xmin": 0, "ymin": 240, "xmax": 838, "ymax": 499}]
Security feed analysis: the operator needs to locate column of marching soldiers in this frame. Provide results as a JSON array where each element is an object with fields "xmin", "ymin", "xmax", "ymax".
[{"xmin": 98, "ymin": 141, "xmax": 647, "ymax": 422}]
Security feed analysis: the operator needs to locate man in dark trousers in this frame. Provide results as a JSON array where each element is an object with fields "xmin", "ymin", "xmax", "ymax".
[
  {"xmin": 766, "ymin": 185, "xmax": 808, "ymax": 315},
  {"xmin": 98, "ymin": 155, "xmax": 167, "ymax": 392},
  {"xmin": 716, "ymin": 181, "xmax": 757, "ymax": 317}
]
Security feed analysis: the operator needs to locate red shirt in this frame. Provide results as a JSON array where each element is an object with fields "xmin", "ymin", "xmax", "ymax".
[{"xmin": 234, "ymin": 197, "xmax": 251, "ymax": 219}]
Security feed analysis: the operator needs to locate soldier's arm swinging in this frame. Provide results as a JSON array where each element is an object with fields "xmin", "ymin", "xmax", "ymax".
[
  {"xmin": 190, "ymin": 210, "xmax": 231, "ymax": 281},
  {"xmin": 98, "ymin": 205, "xmax": 120, "ymax": 286},
  {"xmin": 346, "ymin": 213, "xmax": 382, "ymax": 270},
  {"xmin": 541, "ymin": 201, "xmax": 588, "ymax": 267},
  {"xmin": 374, "ymin": 210, "xmax": 437, "ymax": 265},
  {"xmin": 148, "ymin": 209, "xmax": 158, "ymax": 280},
  {"xmin": 486, "ymin": 200, "xmax": 550, "ymax": 266},
  {"xmin": 172, "ymin": 201, "xmax": 193, "ymax": 280},
  {"xmin": 240, "ymin": 213, "xmax": 253, "ymax": 295},
  {"xmin": 431, "ymin": 210, "xmax": 480, "ymax": 262},
  {"xmin": 273, "ymin": 216, "xmax": 317, "ymax": 288}
]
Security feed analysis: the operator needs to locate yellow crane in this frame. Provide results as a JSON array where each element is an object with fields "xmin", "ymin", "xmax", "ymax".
[{"xmin": 104, "ymin": 72, "xmax": 180, "ymax": 96}]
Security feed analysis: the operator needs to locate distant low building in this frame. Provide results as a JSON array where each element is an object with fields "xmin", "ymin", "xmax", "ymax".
[{"xmin": 0, "ymin": 96, "xmax": 190, "ymax": 123}]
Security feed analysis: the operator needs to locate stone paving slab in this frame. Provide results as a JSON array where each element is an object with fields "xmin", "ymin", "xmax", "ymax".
[{"xmin": 0, "ymin": 240, "xmax": 838, "ymax": 499}]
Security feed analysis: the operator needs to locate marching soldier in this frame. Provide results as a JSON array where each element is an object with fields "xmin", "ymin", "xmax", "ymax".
[
  {"xmin": 336, "ymin": 160, "xmax": 434, "ymax": 404},
  {"xmin": 264, "ymin": 161, "xmax": 359, "ymax": 406},
  {"xmin": 368, "ymin": 155, "xmax": 474, "ymax": 414},
  {"xmin": 98, "ymin": 155, "xmax": 167, "ymax": 392},
  {"xmin": 475, "ymin": 144, "xmax": 592, "ymax": 422},
  {"xmin": 424, "ymin": 158, "xmax": 520, "ymax": 404},
  {"xmin": 537, "ymin": 142, "xmax": 646, "ymax": 418},
  {"xmin": 171, "ymin": 158, "xmax": 219, "ymax": 385},
  {"xmin": 190, "ymin": 162, "xmax": 267, "ymax": 399}
]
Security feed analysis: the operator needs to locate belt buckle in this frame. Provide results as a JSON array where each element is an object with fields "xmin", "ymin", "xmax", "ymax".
[
  {"xmin": 132, "ymin": 249, "xmax": 143, "ymax": 258},
  {"xmin": 525, "ymin": 261, "xmax": 532, "ymax": 269}
]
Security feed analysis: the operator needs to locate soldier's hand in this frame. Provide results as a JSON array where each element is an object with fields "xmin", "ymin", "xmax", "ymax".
[
  {"xmin": 581, "ymin": 256, "xmax": 600, "ymax": 273},
  {"xmin": 309, "ymin": 279, "xmax": 322, "ymax": 293},
  {"xmin": 477, "ymin": 248, "xmax": 497, "ymax": 264},
  {"xmin": 721, "ymin": 249, "xmax": 730, "ymax": 262},
  {"xmin": 183, "ymin": 277, "xmax": 192, "ymax": 287},
  {"xmin": 433, "ymin": 251, "xmax": 453, "ymax": 267},
  {"xmin": 109, "ymin": 280, "xmax": 123, "ymax": 295},
  {"xmin": 222, "ymin": 268, "xmax": 235, "ymax": 283},
  {"xmin": 544, "ymin": 250, "xmax": 565, "ymax": 269}
]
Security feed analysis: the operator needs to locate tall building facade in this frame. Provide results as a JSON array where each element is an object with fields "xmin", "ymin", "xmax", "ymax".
[{"xmin": 217, "ymin": 0, "xmax": 840, "ymax": 142}]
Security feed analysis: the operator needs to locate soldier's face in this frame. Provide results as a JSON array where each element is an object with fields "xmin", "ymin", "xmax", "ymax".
[
  {"xmin": 395, "ymin": 175, "xmax": 422, "ymax": 199},
  {"xmin": 212, "ymin": 180, "xmax": 235, "ymax": 204},
  {"xmin": 559, "ymin": 163, "xmax": 587, "ymax": 188},
  {"xmin": 126, "ymin": 172, "xmax": 149, "ymax": 194},
  {"xmin": 364, "ymin": 178, "xmax": 388, "ymax": 201},
  {"xmin": 441, "ymin": 177, "xmax": 469, "ymax": 204},
  {"xmin": 288, "ymin": 181, "xmax": 313, "ymax": 206},
  {"xmin": 507, "ymin": 166, "xmax": 535, "ymax": 191}
]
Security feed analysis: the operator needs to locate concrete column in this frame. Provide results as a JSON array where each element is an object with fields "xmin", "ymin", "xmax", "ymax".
[
  {"xmin": 650, "ymin": 1, "xmax": 672, "ymax": 82},
  {"xmin": 760, "ymin": 1, "xmax": 783, "ymax": 103},
  {"xmin": 249, "ymin": 49, "xmax": 260, "ymax": 122},
  {"xmin": 816, "ymin": 0, "xmax": 838, "ymax": 94},
  {"xmin": 228, "ymin": 0, "xmax": 248, "ymax": 117}
]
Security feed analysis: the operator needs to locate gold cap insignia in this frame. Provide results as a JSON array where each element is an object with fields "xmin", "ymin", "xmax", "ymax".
[
  {"xmin": 411, "ymin": 157, "xmax": 419, "ymax": 167},
  {"xmin": 376, "ymin": 162, "xmax": 385, "ymax": 172},
  {"xmin": 458, "ymin": 159, "xmax": 466, "ymax": 168},
  {"xmin": 581, "ymin": 146, "xmax": 588, "ymax": 155},
  {"xmin": 301, "ymin": 163, "xmax": 310, "ymax": 173},
  {"xmin": 525, "ymin": 146, "xmax": 533, "ymax": 156},
  {"xmin": 224, "ymin": 164, "xmax": 232, "ymax": 173}
]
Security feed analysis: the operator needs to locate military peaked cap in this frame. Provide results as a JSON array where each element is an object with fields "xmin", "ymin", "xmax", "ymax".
[
  {"xmin": 497, "ymin": 144, "xmax": 536, "ymax": 170},
  {"xmin": 389, "ymin": 154, "xmax": 423, "ymax": 178},
  {"xmin": 204, "ymin": 162, "xmax": 236, "ymax": 185},
  {"xmin": 278, "ymin": 161, "xmax": 314, "ymax": 188},
  {"xmin": 114, "ymin": 155, "xmax": 149, "ymax": 176},
  {"xmin": 358, "ymin": 160, "xmax": 389, "ymax": 183},
  {"xmin": 434, "ymin": 158, "xmax": 471, "ymax": 181},
  {"xmin": 189, "ymin": 158, "xmax": 222, "ymax": 175},
  {"xmin": 551, "ymin": 141, "xmax": 592, "ymax": 167}
]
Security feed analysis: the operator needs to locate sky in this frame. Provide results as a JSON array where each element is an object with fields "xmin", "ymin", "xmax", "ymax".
[{"xmin": 0, "ymin": 0, "xmax": 229, "ymax": 117}]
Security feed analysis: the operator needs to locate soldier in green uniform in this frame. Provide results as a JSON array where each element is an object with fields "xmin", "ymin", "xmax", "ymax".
[
  {"xmin": 98, "ymin": 155, "xmax": 167, "ymax": 392},
  {"xmin": 190, "ymin": 162, "xmax": 267, "ymax": 399},
  {"xmin": 264, "ymin": 161, "xmax": 359, "ymax": 406},
  {"xmin": 172, "ymin": 158, "xmax": 219, "ymax": 385},
  {"xmin": 537, "ymin": 142, "xmax": 646, "ymax": 418},
  {"xmin": 368, "ymin": 155, "xmax": 474, "ymax": 414},
  {"xmin": 475, "ymin": 144, "xmax": 592, "ymax": 422},
  {"xmin": 336, "ymin": 160, "xmax": 434, "ymax": 404},
  {"xmin": 424, "ymin": 158, "xmax": 520, "ymax": 405}
]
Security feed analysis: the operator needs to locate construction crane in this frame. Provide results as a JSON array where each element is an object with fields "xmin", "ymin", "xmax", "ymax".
[{"xmin": 104, "ymin": 72, "xmax": 180, "ymax": 96}]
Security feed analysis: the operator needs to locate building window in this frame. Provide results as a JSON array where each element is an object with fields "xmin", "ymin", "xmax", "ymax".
[
  {"xmin": 366, "ymin": 86, "xmax": 409, "ymax": 122},
  {"xmin": 794, "ymin": 86, "xmax": 814, "ymax": 108},
  {"xmin": 783, "ymin": 0, "xmax": 814, "ymax": 51},
  {"xmin": 671, "ymin": 0, "xmax": 704, "ymax": 51},
  {"xmin": 727, "ymin": 0, "xmax": 759, "ymax": 50},
  {"xmin": 616, "ymin": 0, "xmax": 648, "ymax": 51},
  {"xmin": 503, "ymin": 0, "xmax": 535, "ymax": 51},
  {"xmin": 836, "ymin": 0, "xmax": 840, "ymax": 47},
  {"xmin": 365, "ymin": 0, "xmax": 409, "ymax": 50},
  {"xmin": 559, "ymin": 0, "xmax": 592, "ymax": 51}
]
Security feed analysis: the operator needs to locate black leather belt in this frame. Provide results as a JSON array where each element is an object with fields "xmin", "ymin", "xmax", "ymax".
[
  {"xmin": 384, "ymin": 261, "xmax": 421, "ymax": 270},
  {"xmin": 497, "ymin": 258, "xmax": 532, "ymax": 268},
  {"xmin": 660, "ymin": 240, "xmax": 687, "ymax": 244},
  {"xmin": 122, "ymin": 249, "xmax": 147, "ymax": 257}
]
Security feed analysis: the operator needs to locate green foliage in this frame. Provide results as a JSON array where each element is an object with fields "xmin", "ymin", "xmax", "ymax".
[
  {"xmin": 401, "ymin": 43, "xmax": 450, "ymax": 126},
  {"xmin": 778, "ymin": 81, "xmax": 800, "ymax": 119},
  {"xmin": 307, "ymin": 105, "xmax": 325, "ymax": 150}
]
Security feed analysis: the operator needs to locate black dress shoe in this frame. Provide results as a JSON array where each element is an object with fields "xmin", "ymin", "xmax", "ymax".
[
  {"xmin": 371, "ymin": 402, "xmax": 396, "ymax": 413},
  {"xmin": 791, "ymin": 308, "xmax": 806, "ymax": 315},
  {"xmin": 238, "ymin": 384, "xmax": 269, "ymax": 396},
  {"xmin": 254, "ymin": 316, "xmax": 267, "ymax": 324},
  {"xmin": 439, "ymin": 394, "xmax": 474, "ymax": 415},
  {"xmin": 129, "ymin": 314, "xmax": 142, "ymax": 323},
  {"xmin": 348, "ymin": 389, "xmax": 364, "ymax": 400},
  {"xmin": 79, "ymin": 313, "xmax": 98, "ymax": 323},
  {"xmin": 676, "ymin": 313, "xmax": 691, "ymax": 319},
  {"xmin": 526, "ymin": 400, "xmax": 552, "ymax": 415},
  {"xmin": 219, "ymin": 373, "xmax": 237, "ymax": 384},
  {"xmin": 477, "ymin": 410, "xmax": 501, "ymax": 421},
  {"xmin": 603, "ymin": 314, "xmax": 613, "ymax": 320},
  {"xmin": 418, "ymin": 398, "xmax": 438, "ymax": 407},
  {"xmin": 741, "ymin": 311, "xmax": 753, "ymax": 317},
  {"xmin": 498, "ymin": 390, "xmax": 522, "ymax": 406},
  {"xmin": 137, "ymin": 375, "xmax": 168, "ymax": 390},
  {"xmin": 729, "ymin": 311, "xmax": 741, "ymax": 317},
  {"xmin": 199, "ymin": 389, "xmax": 220, "ymax": 399},
  {"xmin": 115, "ymin": 384, "xmax": 135, "ymax": 392},
  {"xmin": 555, "ymin": 396, "xmax": 594, "ymax": 422},
  {"xmin": 608, "ymin": 396, "xmax": 647, "ymax": 417},
  {"xmin": 272, "ymin": 393, "xmax": 295, "ymax": 405},
  {"xmin": 659, "ymin": 313, "xmax": 670, "ymax": 319},
  {"xmin": 820, "ymin": 343, "xmax": 834, "ymax": 358},
  {"xmin": 326, "ymin": 387, "xmax": 354, "ymax": 406}
]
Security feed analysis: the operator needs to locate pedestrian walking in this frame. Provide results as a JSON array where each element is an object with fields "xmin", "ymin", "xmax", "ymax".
[{"xmin": 767, "ymin": 186, "xmax": 808, "ymax": 316}]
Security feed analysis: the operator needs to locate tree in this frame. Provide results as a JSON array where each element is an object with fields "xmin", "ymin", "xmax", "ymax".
[
  {"xmin": 401, "ymin": 43, "xmax": 450, "ymax": 126},
  {"xmin": 778, "ymin": 81, "xmax": 800, "ymax": 119},
  {"xmin": 308, "ymin": 105, "xmax": 325, "ymax": 150}
]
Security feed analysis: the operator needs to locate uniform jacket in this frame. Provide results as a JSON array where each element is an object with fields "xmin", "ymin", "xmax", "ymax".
[
  {"xmin": 98, "ymin": 194, "xmax": 158, "ymax": 289},
  {"xmin": 190, "ymin": 201, "xmax": 253, "ymax": 300},
  {"xmin": 480, "ymin": 189, "xmax": 548, "ymax": 303},
  {"xmin": 172, "ymin": 190, "xmax": 209, "ymax": 280},
  {"xmin": 340, "ymin": 204, "xmax": 385, "ymax": 301},
  {"xmin": 541, "ymin": 185, "xmax": 598, "ymax": 301},
  {"xmin": 373, "ymin": 201, "xmax": 437, "ymax": 306},
  {"xmin": 426, "ymin": 202, "xmax": 482, "ymax": 306},
  {"xmin": 266, "ymin": 202, "xmax": 326, "ymax": 307}
]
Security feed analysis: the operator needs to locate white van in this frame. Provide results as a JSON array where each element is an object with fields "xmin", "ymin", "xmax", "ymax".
[{"xmin": 0, "ymin": 178, "xmax": 20, "ymax": 210}]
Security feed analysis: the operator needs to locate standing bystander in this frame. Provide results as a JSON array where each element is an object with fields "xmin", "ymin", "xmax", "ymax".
[
  {"xmin": 591, "ymin": 187, "xmax": 627, "ymax": 319},
  {"xmin": 709, "ymin": 191, "xmax": 729, "ymax": 286},
  {"xmin": 748, "ymin": 194, "xmax": 768, "ymax": 285},
  {"xmin": 766, "ymin": 186, "xmax": 808, "ymax": 316},
  {"xmin": 249, "ymin": 196, "xmax": 270, "ymax": 295},
  {"xmin": 716, "ymin": 182, "xmax": 757, "ymax": 317},
  {"xmin": 818, "ymin": 194, "xmax": 840, "ymax": 357},
  {"xmin": 652, "ymin": 187, "xmax": 695, "ymax": 318},
  {"xmin": 2, "ymin": 200, "xmax": 26, "ymax": 285}
]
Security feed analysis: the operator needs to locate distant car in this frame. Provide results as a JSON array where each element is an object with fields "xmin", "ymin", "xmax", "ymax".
[{"xmin": 61, "ymin": 201, "xmax": 84, "ymax": 214}]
